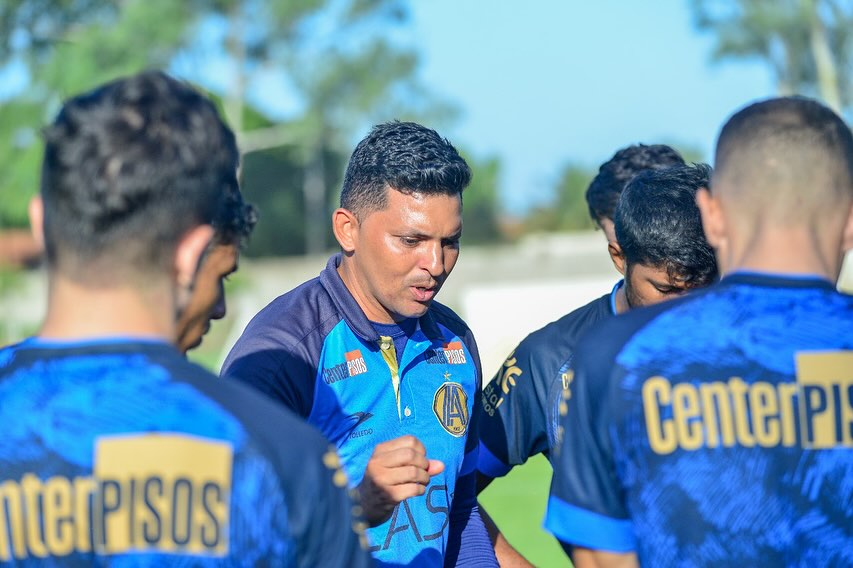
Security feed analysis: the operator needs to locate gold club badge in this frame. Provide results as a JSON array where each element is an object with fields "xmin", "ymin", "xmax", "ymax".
[{"xmin": 433, "ymin": 379, "xmax": 469, "ymax": 437}]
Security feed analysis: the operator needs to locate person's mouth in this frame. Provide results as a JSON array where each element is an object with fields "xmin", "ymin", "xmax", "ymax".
[{"xmin": 411, "ymin": 283, "xmax": 438, "ymax": 302}]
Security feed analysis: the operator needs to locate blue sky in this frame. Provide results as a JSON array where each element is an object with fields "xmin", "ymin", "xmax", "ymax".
[
  {"xmin": 408, "ymin": 0, "xmax": 776, "ymax": 212},
  {"xmin": 1, "ymin": 1, "xmax": 779, "ymax": 215}
]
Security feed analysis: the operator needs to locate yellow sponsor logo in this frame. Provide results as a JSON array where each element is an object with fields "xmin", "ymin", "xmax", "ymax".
[
  {"xmin": 0, "ymin": 433, "xmax": 232, "ymax": 562},
  {"xmin": 642, "ymin": 352, "xmax": 853, "ymax": 454},
  {"xmin": 433, "ymin": 382, "xmax": 469, "ymax": 436},
  {"xmin": 482, "ymin": 352, "xmax": 522, "ymax": 417}
]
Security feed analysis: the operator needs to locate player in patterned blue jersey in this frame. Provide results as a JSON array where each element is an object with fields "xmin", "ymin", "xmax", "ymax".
[
  {"xmin": 0, "ymin": 71, "xmax": 370, "ymax": 567},
  {"xmin": 546, "ymin": 97, "xmax": 853, "ymax": 567},
  {"xmin": 476, "ymin": 146, "xmax": 714, "ymax": 565},
  {"xmin": 223, "ymin": 121, "xmax": 496, "ymax": 566}
]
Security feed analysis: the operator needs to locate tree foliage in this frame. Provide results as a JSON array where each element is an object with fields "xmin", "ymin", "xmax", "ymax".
[
  {"xmin": 0, "ymin": 0, "xmax": 490, "ymax": 257},
  {"xmin": 690, "ymin": 0, "xmax": 852, "ymax": 116},
  {"xmin": 458, "ymin": 151, "xmax": 504, "ymax": 246},
  {"xmin": 524, "ymin": 164, "xmax": 596, "ymax": 234}
]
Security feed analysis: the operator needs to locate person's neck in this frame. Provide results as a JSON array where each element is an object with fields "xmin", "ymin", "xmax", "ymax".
[
  {"xmin": 721, "ymin": 224, "xmax": 843, "ymax": 282},
  {"xmin": 337, "ymin": 255, "xmax": 397, "ymax": 324},
  {"xmin": 614, "ymin": 283, "xmax": 629, "ymax": 314},
  {"xmin": 38, "ymin": 272, "xmax": 176, "ymax": 341}
]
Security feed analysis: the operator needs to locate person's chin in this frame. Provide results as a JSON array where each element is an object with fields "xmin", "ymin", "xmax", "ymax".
[{"xmin": 180, "ymin": 334, "xmax": 204, "ymax": 353}]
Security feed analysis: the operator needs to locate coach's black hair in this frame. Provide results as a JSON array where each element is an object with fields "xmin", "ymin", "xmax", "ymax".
[
  {"xmin": 615, "ymin": 163, "xmax": 718, "ymax": 287},
  {"xmin": 586, "ymin": 144, "xmax": 685, "ymax": 224},
  {"xmin": 40, "ymin": 70, "xmax": 245, "ymax": 278},
  {"xmin": 340, "ymin": 121, "xmax": 471, "ymax": 218}
]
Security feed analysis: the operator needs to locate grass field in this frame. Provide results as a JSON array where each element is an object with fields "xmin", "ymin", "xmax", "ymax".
[{"xmin": 479, "ymin": 454, "xmax": 569, "ymax": 566}]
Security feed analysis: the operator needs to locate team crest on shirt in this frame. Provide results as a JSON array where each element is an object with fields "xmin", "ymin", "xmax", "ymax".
[
  {"xmin": 432, "ymin": 381, "xmax": 469, "ymax": 437},
  {"xmin": 425, "ymin": 341, "xmax": 467, "ymax": 365}
]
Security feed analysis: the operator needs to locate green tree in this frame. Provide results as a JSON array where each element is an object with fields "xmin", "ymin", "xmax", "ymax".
[
  {"xmin": 524, "ymin": 163, "xmax": 596, "ymax": 233},
  {"xmin": 459, "ymin": 151, "xmax": 504, "ymax": 246},
  {"xmin": 0, "ymin": 0, "xmax": 454, "ymax": 257},
  {"xmin": 690, "ymin": 0, "xmax": 852, "ymax": 116}
]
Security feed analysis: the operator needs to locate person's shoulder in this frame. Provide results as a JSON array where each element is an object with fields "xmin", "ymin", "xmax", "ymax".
[
  {"xmin": 0, "ymin": 339, "xmax": 27, "ymax": 370},
  {"xmin": 428, "ymin": 300, "xmax": 472, "ymax": 336},
  {"xmin": 189, "ymin": 368, "xmax": 330, "ymax": 457},
  {"xmin": 527, "ymin": 292, "xmax": 613, "ymax": 347},
  {"xmin": 238, "ymin": 275, "xmax": 342, "ymax": 350},
  {"xmin": 576, "ymin": 289, "xmax": 707, "ymax": 369}
]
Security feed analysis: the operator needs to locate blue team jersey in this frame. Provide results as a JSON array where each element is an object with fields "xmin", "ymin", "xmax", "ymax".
[
  {"xmin": 478, "ymin": 286, "xmax": 616, "ymax": 478},
  {"xmin": 0, "ymin": 338, "xmax": 371, "ymax": 567},
  {"xmin": 221, "ymin": 255, "xmax": 486, "ymax": 567},
  {"xmin": 546, "ymin": 273, "xmax": 853, "ymax": 566}
]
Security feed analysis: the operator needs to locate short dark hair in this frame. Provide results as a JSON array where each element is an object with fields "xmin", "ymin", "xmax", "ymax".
[
  {"xmin": 340, "ymin": 121, "xmax": 471, "ymax": 218},
  {"xmin": 586, "ymin": 144, "xmax": 685, "ymax": 224},
  {"xmin": 714, "ymin": 96, "xmax": 853, "ymax": 223},
  {"xmin": 40, "ymin": 71, "xmax": 241, "ymax": 280},
  {"xmin": 211, "ymin": 185, "xmax": 258, "ymax": 248},
  {"xmin": 615, "ymin": 163, "xmax": 718, "ymax": 287}
]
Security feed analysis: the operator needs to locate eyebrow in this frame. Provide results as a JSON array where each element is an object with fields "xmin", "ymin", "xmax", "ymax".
[
  {"xmin": 397, "ymin": 229, "xmax": 463, "ymax": 240},
  {"xmin": 649, "ymin": 279, "xmax": 684, "ymax": 290}
]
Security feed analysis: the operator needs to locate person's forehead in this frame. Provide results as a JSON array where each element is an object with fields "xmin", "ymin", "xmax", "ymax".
[
  {"xmin": 367, "ymin": 190, "xmax": 461, "ymax": 224},
  {"xmin": 631, "ymin": 262, "xmax": 684, "ymax": 286},
  {"xmin": 207, "ymin": 243, "xmax": 240, "ymax": 270}
]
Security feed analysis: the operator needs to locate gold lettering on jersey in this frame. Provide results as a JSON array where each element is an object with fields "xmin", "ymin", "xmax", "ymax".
[
  {"xmin": 0, "ymin": 434, "xmax": 232, "ymax": 562},
  {"xmin": 642, "ymin": 351, "xmax": 853, "ymax": 454},
  {"xmin": 433, "ymin": 382, "xmax": 469, "ymax": 436},
  {"xmin": 797, "ymin": 352, "xmax": 853, "ymax": 448},
  {"xmin": 482, "ymin": 352, "xmax": 523, "ymax": 417}
]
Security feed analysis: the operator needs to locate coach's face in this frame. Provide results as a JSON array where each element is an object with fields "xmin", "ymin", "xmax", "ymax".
[
  {"xmin": 176, "ymin": 243, "xmax": 239, "ymax": 352},
  {"xmin": 335, "ymin": 188, "xmax": 462, "ymax": 324}
]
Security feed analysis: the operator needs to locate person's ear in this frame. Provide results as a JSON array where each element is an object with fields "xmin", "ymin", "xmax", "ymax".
[
  {"xmin": 696, "ymin": 188, "xmax": 726, "ymax": 251},
  {"xmin": 608, "ymin": 241, "xmax": 626, "ymax": 276},
  {"xmin": 174, "ymin": 225, "xmax": 214, "ymax": 290},
  {"xmin": 332, "ymin": 208, "xmax": 360, "ymax": 253},
  {"xmin": 28, "ymin": 196, "xmax": 45, "ymax": 251},
  {"xmin": 842, "ymin": 201, "xmax": 853, "ymax": 253}
]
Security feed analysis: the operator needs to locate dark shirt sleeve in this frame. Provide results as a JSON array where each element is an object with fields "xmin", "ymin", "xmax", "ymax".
[
  {"xmin": 478, "ymin": 334, "xmax": 555, "ymax": 479},
  {"xmin": 294, "ymin": 443, "xmax": 374, "ymax": 568},
  {"xmin": 220, "ymin": 320, "xmax": 318, "ymax": 417},
  {"xmin": 544, "ymin": 329, "xmax": 636, "ymax": 553}
]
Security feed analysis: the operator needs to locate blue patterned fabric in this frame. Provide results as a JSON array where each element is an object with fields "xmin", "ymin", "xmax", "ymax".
[
  {"xmin": 546, "ymin": 273, "xmax": 853, "ymax": 566},
  {"xmin": 0, "ymin": 339, "xmax": 370, "ymax": 567}
]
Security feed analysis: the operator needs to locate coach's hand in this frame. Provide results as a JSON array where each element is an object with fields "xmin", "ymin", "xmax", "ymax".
[{"xmin": 356, "ymin": 435, "xmax": 445, "ymax": 527}]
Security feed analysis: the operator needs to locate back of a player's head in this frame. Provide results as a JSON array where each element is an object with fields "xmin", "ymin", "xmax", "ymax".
[
  {"xmin": 340, "ymin": 120, "xmax": 471, "ymax": 219},
  {"xmin": 615, "ymin": 163, "xmax": 718, "ymax": 287},
  {"xmin": 40, "ymin": 70, "xmax": 239, "ymax": 281},
  {"xmin": 586, "ymin": 144, "xmax": 685, "ymax": 224},
  {"xmin": 714, "ymin": 97, "xmax": 853, "ymax": 225}
]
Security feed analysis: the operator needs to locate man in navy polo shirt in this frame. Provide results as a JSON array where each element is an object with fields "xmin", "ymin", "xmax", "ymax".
[{"xmin": 222, "ymin": 121, "xmax": 496, "ymax": 566}]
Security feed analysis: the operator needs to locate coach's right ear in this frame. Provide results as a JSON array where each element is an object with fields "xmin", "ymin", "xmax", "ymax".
[{"xmin": 332, "ymin": 208, "xmax": 359, "ymax": 253}]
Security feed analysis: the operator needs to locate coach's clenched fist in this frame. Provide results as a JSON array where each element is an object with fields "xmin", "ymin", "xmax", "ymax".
[{"xmin": 356, "ymin": 435, "xmax": 445, "ymax": 527}]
